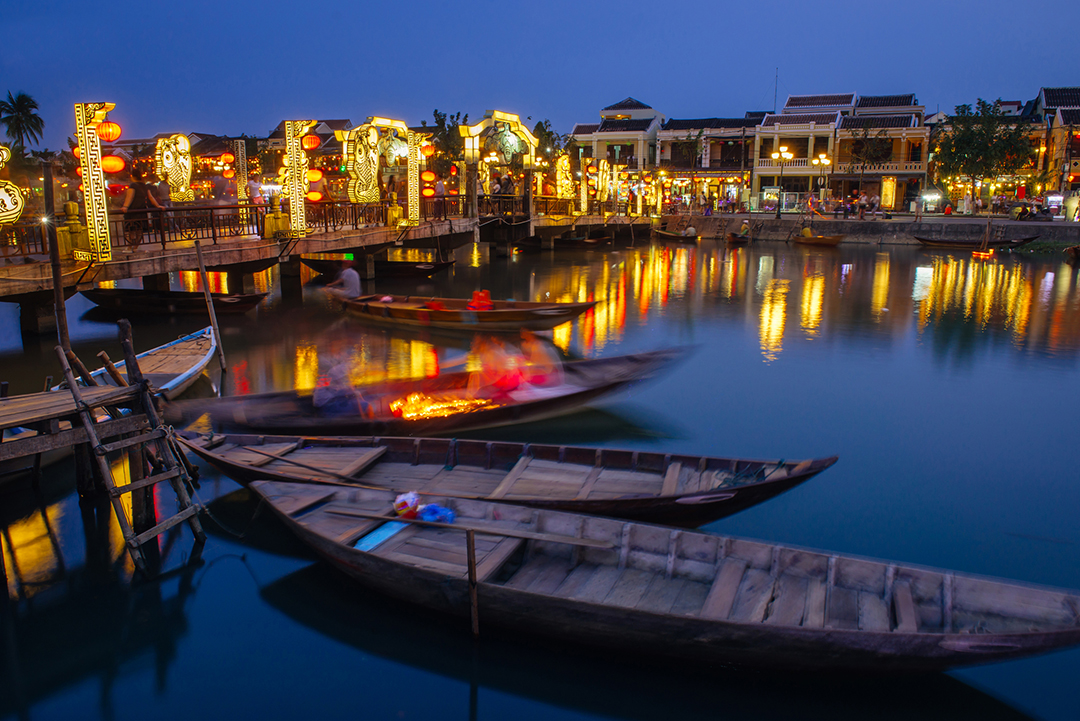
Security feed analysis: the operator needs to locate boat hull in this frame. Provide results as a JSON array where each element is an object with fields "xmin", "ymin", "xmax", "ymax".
[
  {"xmin": 342, "ymin": 294, "xmax": 596, "ymax": 332},
  {"xmin": 794, "ymin": 234, "xmax": 844, "ymax": 247},
  {"xmin": 81, "ymin": 288, "xmax": 266, "ymax": 314},
  {"xmin": 914, "ymin": 235, "xmax": 1039, "ymax": 250}
]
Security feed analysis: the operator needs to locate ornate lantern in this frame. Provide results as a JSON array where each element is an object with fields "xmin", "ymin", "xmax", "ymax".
[{"xmin": 97, "ymin": 121, "xmax": 121, "ymax": 142}]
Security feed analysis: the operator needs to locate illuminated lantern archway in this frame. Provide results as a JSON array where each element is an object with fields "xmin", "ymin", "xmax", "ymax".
[
  {"xmin": 458, "ymin": 111, "xmax": 539, "ymax": 215},
  {"xmin": 0, "ymin": 145, "xmax": 26, "ymax": 227},
  {"xmin": 74, "ymin": 102, "xmax": 116, "ymax": 262},
  {"xmin": 336, "ymin": 117, "xmax": 425, "ymax": 225}
]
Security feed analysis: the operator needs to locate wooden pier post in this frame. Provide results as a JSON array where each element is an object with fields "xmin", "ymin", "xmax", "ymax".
[
  {"xmin": 466, "ymin": 528, "xmax": 479, "ymax": 637},
  {"xmin": 44, "ymin": 160, "xmax": 71, "ymax": 352},
  {"xmin": 193, "ymin": 240, "xmax": 228, "ymax": 374}
]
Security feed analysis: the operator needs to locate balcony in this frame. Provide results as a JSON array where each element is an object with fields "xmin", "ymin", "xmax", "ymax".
[
  {"xmin": 756, "ymin": 158, "xmax": 810, "ymax": 169},
  {"xmin": 832, "ymin": 161, "xmax": 926, "ymax": 174}
]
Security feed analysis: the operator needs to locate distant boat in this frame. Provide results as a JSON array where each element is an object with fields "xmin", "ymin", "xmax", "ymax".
[
  {"xmin": 177, "ymin": 429, "xmax": 836, "ymax": 527},
  {"xmin": 653, "ymin": 228, "xmax": 698, "ymax": 242},
  {"xmin": 342, "ymin": 293, "xmax": 596, "ymax": 333},
  {"xmin": 914, "ymin": 235, "xmax": 1039, "ymax": 250},
  {"xmin": 81, "ymin": 288, "xmax": 266, "ymax": 315},
  {"xmin": 794, "ymin": 234, "xmax": 844, "ymax": 247},
  {"xmin": 301, "ymin": 258, "xmax": 455, "ymax": 278},
  {"xmin": 724, "ymin": 232, "xmax": 751, "ymax": 246},
  {"xmin": 251, "ymin": 481, "xmax": 1080, "ymax": 671}
]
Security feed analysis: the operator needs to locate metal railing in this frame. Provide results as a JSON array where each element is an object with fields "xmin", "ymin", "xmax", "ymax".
[
  {"xmin": 418, "ymin": 196, "xmax": 465, "ymax": 220},
  {"xmin": 534, "ymin": 196, "xmax": 576, "ymax": 216},
  {"xmin": 0, "ymin": 219, "xmax": 48, "ymax": 262},
  {"xmin": 108, "ymin": 203, "xmax": 267, "ymax": 251},
  {"xmin": 478, "ymin": 194, "xmax": 525, "ymax": 217}
]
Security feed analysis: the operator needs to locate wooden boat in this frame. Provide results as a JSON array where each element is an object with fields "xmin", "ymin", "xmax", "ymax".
[
  {"xmin": 251, "ymin": 481, "xmax": 1080, "ymax": 671},
  {"xmin": 913, "ymin": 234, "xmax": 1039, "ymax": 250},
  {"xmin": 653, "ymin": 228, "xmax": 698, "ymax": 242},
  {"xmin": 64, "ymin": 326, "xmax": 217, "ymax": 401},
  {"xmin": 177, "ymin": 432, "xmax": 837, "ymax": 527},
  {"xmin": 81, "ymin": 287, "xmax": 267, "ymax": 315},
  {"xmin": 301, "ymin": 257, "xmax": 455, "ymax": 278},
  {"xmin": 164, "ymin": 348, "xmax": 682, "ymax": 438},
  {"xmin": 2, "ymin": 328, "xmax": 216, "ymax": 478},
  {"xmin": 341, "ymin": 294, "xmax": 596, "ymax": 332},
  {"xmin": 794, "ymin": 234, "xmax": 844, "ymax": 247},
  {"xmin": 725, "ymin": 232, "xmax": 751, "ymax": 246}
]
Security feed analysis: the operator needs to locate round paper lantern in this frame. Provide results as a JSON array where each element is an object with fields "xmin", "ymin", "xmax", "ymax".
[
  {"xmin": 587, "ymin": 165, "xmax": 597, "ymax": 174},
  {"xmin": 223, "ymin": 169, "xmax": 235, "ymax": 179},
  {"xmin": 449, "ymin": 165, "xmax": 458, "ymax": 176},
  {"xmin": 75, "ymin": 166, "xmax": 83, "ymax": 177},
  {"xmin": 306, "ymin": 169, "xmax": 323, "ymax": 183},
  {"xmin": 422, "ymin": 187, "xmax": 436, "ymax": 198},
  {"xmin": 306, "ymin": 191, "xmax": 323, "ymax": 202},
  {"xmin": 106, "ymin": 184, "xmax": 127, "ymax": 197},
  {"xmin": 301, "ymin": 134, "xmax": 321, "ymax": 150},
  {"xmin": 72, "ymin": 146, "xmax": 81, "ymax": 159},
  {"xmin": 220, "ymin": 152, "xmax": 235, "ymax": 164},
  {"xmin": 421, "ymin": 143, "xmax": 435, "ymax": 158},
  {"xmin": 100, "ymin": 155, "xmax": 126, "ymax": 173},
  {"xmin": 78, "ymin": 183, "xmax": 84, "ymax": 191},
  {"xmin": 97, "ymin": 121, "xmax": 121, "ymax": 142},
  {"xmin": 421, "ymin": 170, "xmax": 436, "ymax": 182}
]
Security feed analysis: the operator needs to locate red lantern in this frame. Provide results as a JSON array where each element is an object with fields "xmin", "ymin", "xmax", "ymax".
[
  {"xmin": 449, "ymin": 165, "xmax": 458, "ymax": 176},
  {"xmin": 97, "ymin": 121, "xmax": 121, "ymax": 142},
  {"xmin": 223, "ymin": 169, "xmax": 235, "ymax": 179},
  {"xmin": 422, "ymin": 187, "xmax": 436, "ymax": 197},
  {"xmin": 306, "ymin": 169, "xmax": 323, "ymax": 183},
  {"xmin": 421, "ymin": 170, "xmax": 436, "ymax": 182},
  {"xmin": 421, "ymin": 143, "xmax": 435, "ymax": 158},
  {"xmin": 301, "ymin": 134, "xmax": 321, "ymax": 150},
  {"xmin": 72, "ymin": 146, "xmax": 81, "ymax": 159},
  {"xmin": 306, "ymin": 191, "xmax": 323, "ymax": 202},
  {"xmin": 220, "ymin": 152, "xmax": 235, "ymax": 164},
  {"xmin": 100, "ymin": 155, "xmax": 126, "ymax": 173},
  {"xmin": 75, "ymin": 166, "xmax": 83, "ymax": 177},
  {"xmin": 587, "ymin": 165, "xmax": 597, "ymax": 174}
]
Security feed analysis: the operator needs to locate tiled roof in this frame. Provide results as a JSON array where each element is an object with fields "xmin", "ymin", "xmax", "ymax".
[
  {"xmin": 601, "ymin": 97, "xmax": 652, "ymax": 111},
  {"xmin": 662, "ymin": 118, "xmax": 756, "ymax": 131},
  {"xmin": 840, "ymin": 114, "xmax": 917, "ymax": 129},
  {"xmin": 318, "ymin": 119, "xmax": 352, "ymax": 130},
  {"xmin": 1061, "ymin": 108, "xmax": 1080, "ymax": 125},
  {"xmin": 189, "ymin": 135, "xmax": 232, "ymax": 156},
  {"xmin": 571, "ymin": 123, "xmax": 600, "ymax": 135},
  {"xmin": 745, "ymin": 111, "xmax": 769, "ymax": 119},
  {"xmin": 856, "ymin": 94, "xmax": 917, "ymax": 108},
  {"xmin": 760, "ymin": 113, "xmax": 840, "ymax": 126},
  {"xmin": 597, "ymin": 118, "xmax": 654, "ymax": 132},
  {"xmin": 1042, "ymin": 87, "xmax": 1080, "ymax": 109},
  {"xmin": 784, "ymin": 94, "xmax": 854, "ymax": 109}
]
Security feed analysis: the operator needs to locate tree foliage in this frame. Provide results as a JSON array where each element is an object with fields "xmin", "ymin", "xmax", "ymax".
[
  {"xmin": 532, "ymin": 119, "xmax": 567, "ymax": 160},
  {"xmin": 421, "ymin": 109, "xmax": 468, "ymax": 176},
  {"xmin": 934, "ymin": 99, "xmax": 1035, "ymax": 186},
  {"xmin": 0, "ymin": 91, "xmax": 45, "ymax": 150}
]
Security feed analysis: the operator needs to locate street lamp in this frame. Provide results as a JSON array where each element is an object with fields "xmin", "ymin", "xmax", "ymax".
[
  {"xmin": 812, "ymin": 153, "xmax": 831, "ymax": 201},
  {"xmin": 771, "ymin": 145, "xmax": 793, "ymax": 219}
]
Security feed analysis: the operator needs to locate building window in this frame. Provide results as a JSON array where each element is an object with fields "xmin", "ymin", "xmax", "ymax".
[{"xmin": 908, "ymin": 142, "xmax": 922, "ymax": 163}]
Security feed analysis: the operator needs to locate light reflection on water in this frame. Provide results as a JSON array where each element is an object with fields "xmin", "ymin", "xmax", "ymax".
[{"xmin": 1, "ymin": 240, "xmax": 1079, "ymax": 720}]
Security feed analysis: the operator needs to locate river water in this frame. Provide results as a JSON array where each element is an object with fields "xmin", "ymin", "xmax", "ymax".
[{"xmin": 2, "ymin": 240, "xmax": 1079, "ymax": 720}]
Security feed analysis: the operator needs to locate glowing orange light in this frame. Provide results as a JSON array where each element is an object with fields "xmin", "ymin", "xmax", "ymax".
[
  {"xmin": 75, "ymin": 166, "xmax": 83, "ymax": 177},
  {"xmin": 421, "ymin": 170, "xmax": 436, "ymax": 182},
  {"xmin": 449, "ymin": 165, "xmax": 458, "ymax": 176},
  {"xmin": 389, "ymin": 392, "xmax": 495, "ymax": 420},
  {"xmin": 222, "ymin": 169, "xmax": 235, "ymax": 179},
  {"xmin": 97, "ymin": 121, "xmax": 121, "ymax": 142},
  {"xmin": 72, "ymin": 146, "xmax": 81, "ymax": 159},
  {"xmin": 421, "ymin": 143, "xmax": 435, "ymax": 158},
  {"xmin": 422, "ymin": 187, "xmax": 436, "ymax": 197},
  {"xmin": 306, "ymin": 191, "xmax": 323, "ymax": 202},
  {"xmin": 100, "ymin": 155, "xmax": 125, "ymax": 173},
  {"xmin": 301, "ymin": 134, "xmax": 321, "ymax": 150},
  {"xmin": 306, "ymin": 168, "xmax": 324, "ymax": 183},
  {"xmin": 220, "ymin": 152, "xmax": 235, "ymax": 164},
  {"xmin": 78, "ymin": 183, "xmax": 84, "ymax": 191},
  {"xmin": 587, "ymin": 165, "xmax": 597, "ymax": 173},
  {"xmin": 449, "ymin": 189, "xmax": 459, "ymax": 195}
]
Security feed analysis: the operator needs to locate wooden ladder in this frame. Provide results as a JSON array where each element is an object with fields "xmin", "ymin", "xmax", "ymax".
[{"xmin": 54, "ymin": 331, "xmax": 205, "ymax": 575}]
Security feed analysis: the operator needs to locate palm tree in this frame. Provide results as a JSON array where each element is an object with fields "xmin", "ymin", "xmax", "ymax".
[{"xmin": 0, "ymin": 91, "xmax": 45, "ymax": 150}]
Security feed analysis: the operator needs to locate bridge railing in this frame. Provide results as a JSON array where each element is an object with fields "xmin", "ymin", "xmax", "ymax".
[
  {"xmin": 478, "ymin": 194, "xmax": 524, "ymax": 217},
  {"xmin": 534, "ymin": 196, "xmax": 576, "ymax": 216},
  {"xmin": 108, "ymin": 203, "xmax": 268, "ymax": 251},
  {"xmin": 0, "ymin": 219, "xmax": 47, "ymax": 262}
]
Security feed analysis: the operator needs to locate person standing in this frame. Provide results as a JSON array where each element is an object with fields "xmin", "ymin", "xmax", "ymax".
[
  {"xmin": 857, "ymin": 192, "xmax": 868, "ymax": 220},
  {"xmin": 120, "ymin": 169, "xmax": 164, "ymax": 248},
  {"xmin": 870, "ymin": 193, "xmax": 880, "ymax": 220},
  {"xmin": 246, "ymin": 175, "xmax": 264, "ymax": 205},
  {"xmin": 433, "ymin": 175, "xmax": 446, "ymax": 220}
]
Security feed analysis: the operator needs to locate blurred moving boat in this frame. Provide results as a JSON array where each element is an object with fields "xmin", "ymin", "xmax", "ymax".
[
  {"xmin": 252, "ymin": 481, "xmax": 1080, "ymax": 671},
  {"xmin": 165, "ymin": 348, "xmax": 683, "ymax": 437},
  {"xmin": 177, "ymin": 432, "xmax": 838, "ymax": 527}
]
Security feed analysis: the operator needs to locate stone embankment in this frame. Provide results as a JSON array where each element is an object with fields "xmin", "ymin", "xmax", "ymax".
[{"xmin": 663, "ymin": 215, "xmax": 1080, "ymax": 246}]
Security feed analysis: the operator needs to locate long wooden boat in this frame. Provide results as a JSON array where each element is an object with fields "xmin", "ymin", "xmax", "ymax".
[
  {"xmin": 341, "ymin": 294, "xmax": 596, "ymax": 332},
  {"xmin": 81, "ymin": 287, "xmax": 267, "ymax": 315},
  {"xmin": 653, "ymin": 228, "xmax": 698, "ymax": 242},
  {"xmin": 251, "ymin": 481, "xmax": 1080, "ymax": 671},
  {"xmin": 177, "ymin": 432, "xmax": 837, "ymax": 527},
  {"xmin": 164, "ymin": 348, "xmax": 682, "ymax": 437},
  {"xmin": 913, "ymin": 234, "xmax": 1039, "ymax": 250},
  {"xmin": 794, "ymin": 234, "xmax": 844, "ymax": 247},
  {"xmin": 301, "ymin": 258, "xmax": 455, "ymax": 278},
  {"xmin": 725, "ymin": 232, "xmax": 751, "ymax": 245}
]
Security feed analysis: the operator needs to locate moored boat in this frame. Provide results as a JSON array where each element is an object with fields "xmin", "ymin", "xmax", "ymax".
[
  {"xmin": 177, "ymin": 432, "xmax": 837, "ymax": 527},
  {"xmin": 81, "ymin": 287, "xmax": 267, "ymax": 315},
  {"xmin": 725, "ymin": 232, "xmax": 751, "ymax": 245},
  {"xmin": 165, "ymin": 348, "xmax": 682, "ymax": 437},
  {"xmin": 794, "ymin": 234, "xmax": 844, "ymax": 247},
  {"xmin": 302, "ymin": 257, "xmax": 455, "ymax": 278},
  {"xmin": 341, "ymin": 293, "xmax": 596, "ymax": 332},
  {"xmin": 653, "ymin": 228, "xmax": 698, "ymax": 242},
  {"xmin": 251, "ymin": 481, "xmax": 1080, "ymax": 671}
]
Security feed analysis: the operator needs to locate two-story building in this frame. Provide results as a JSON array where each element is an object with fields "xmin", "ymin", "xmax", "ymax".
[
  {"xmin": 655, "ymin": 114, "xmax": 761, "ymax": 208},
  {"xmin": 569, "ymin": 98, "xmax": 665, "ymax": 171}
]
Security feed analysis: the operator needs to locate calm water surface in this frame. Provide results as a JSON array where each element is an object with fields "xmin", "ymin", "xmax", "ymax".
[{"xmin": 2, "ymin": 241, "xmax": 1079, "ymax": 720}]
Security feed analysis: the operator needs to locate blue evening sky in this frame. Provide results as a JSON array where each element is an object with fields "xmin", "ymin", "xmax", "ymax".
[{"xmin": 1, "ymin": 0, "xmax": 1073, "ymax": 150}]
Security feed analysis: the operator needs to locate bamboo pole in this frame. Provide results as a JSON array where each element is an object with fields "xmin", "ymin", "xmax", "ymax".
[
  {"xmin": 466, "ymin": 528, "xmax": 479, "ymax": 637},
  {"xmin": 193, "ymin": 240, "xmax": 228, "ymax": 373},
  {"xmin": 44, "ymin": 161, "xmax": 71, "ymax": 353}
]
